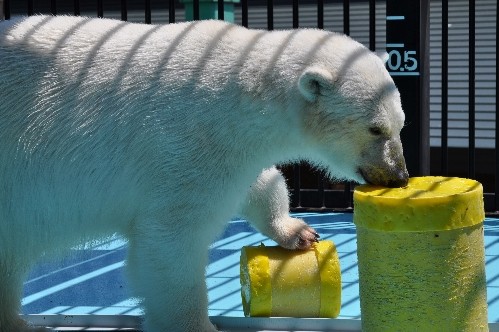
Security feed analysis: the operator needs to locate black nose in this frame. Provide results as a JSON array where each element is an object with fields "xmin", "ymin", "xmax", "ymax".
[{"xmin": 386, "ymin": 170, "xmax": 409, "ymax": 188}]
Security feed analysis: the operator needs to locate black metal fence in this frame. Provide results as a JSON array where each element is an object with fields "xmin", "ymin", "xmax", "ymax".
[{"xmin": 2, "ymin": 0, "xmax": 498, "ymax": 213}]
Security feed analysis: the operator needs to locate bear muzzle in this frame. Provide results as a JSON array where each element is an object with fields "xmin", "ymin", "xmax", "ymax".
[{"xmin": 358, "ymin": 165, "xmax": 409, "ymax": 188}]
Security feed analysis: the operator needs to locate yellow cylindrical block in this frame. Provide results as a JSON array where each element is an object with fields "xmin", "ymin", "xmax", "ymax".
[
  {"xmin": 239, "ymin": 240, "xmax": 341, "ymax": 317},
  {"xmin": 354, "ymin": 176, "xmax": 488, "ymax": 331}
]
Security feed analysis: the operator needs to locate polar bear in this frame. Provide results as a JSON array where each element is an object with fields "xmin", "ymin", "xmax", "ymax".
[{"xmin": 0, "ymin": 15, "xmax": 408, "ymax": 332}]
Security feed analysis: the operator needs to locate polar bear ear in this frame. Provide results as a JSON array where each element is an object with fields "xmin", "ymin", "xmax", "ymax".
[{"xmin": 298, "ymin": 67, "xmax": 334, "ymax": 102}]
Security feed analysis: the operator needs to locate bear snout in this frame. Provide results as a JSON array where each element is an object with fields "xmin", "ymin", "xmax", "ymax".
[
  {"xmin": 385, "ymin": 170, "xmax": 409, "ymax": 188},
  {"xmin": 359, "ymin": 166, "xmax": 409, "ymax": 188}
]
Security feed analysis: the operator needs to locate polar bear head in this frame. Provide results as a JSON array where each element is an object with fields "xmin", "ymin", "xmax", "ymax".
[{"xmin": 296, "ymin": 37, "xmax": 409, "ymax": 188}]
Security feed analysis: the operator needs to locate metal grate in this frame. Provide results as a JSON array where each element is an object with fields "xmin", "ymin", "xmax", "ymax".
[{"xmin": 432, "ymin": 0, "xmax": 498, "ymax": 213}]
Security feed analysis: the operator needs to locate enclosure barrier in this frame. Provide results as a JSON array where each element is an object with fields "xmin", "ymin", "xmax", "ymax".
[{"xmin": 2, "ymin": 0, "xmax": 499, "ymax": 213}]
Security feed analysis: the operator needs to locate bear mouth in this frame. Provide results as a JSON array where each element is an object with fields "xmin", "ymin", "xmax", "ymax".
[
  {"xmin": 357, "ymin": 166, "xmax": 409, "ymax": 188},
  {"xmin": 357, "ymin": 168, "xmax": 371, "ymax": 185}
]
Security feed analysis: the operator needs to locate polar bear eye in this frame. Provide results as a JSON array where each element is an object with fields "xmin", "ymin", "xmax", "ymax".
[{"xmin": 369, "ymin": 127, "xmax": 384, "ymax": 136}]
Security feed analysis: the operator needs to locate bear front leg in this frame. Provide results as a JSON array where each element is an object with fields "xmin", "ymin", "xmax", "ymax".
[
  {"xmin": 241, "ymin": 167, "xmax": 320, "ymax": 250},
  {"xmin": 126, "ymin": 222, "xmax": 218, "ymax": 332}
]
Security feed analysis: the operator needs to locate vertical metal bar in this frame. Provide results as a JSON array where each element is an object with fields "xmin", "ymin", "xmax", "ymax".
[
  {"xmin": 441, "ymin": 0, "xmax": 448, "ymax": 174},
  {"xmin": 51, "ymin": 0, "xmax": 57, "ymax": 15},
  {"xmin": 344, "ymin": 182, "xmax": 352, "ymax": 208},
  {"xmin": 420, "ymin": 0, "xmax": 431, "ymax": 176},
  {"xmin": 342, "ymin": 0, "xmax": 351, "ymax": 208},
  {"xmin": 3, "ymin": 0, "xmax": 8, "ymax": 20},
  {"xmin": 496, "ymin": 0, "xmax": 499, "ymax": 211},
  {"xmin": 469, "ymin": 0, "xmax": 476, "ymax": 178},
  {"xmin": 293, "ymin": 164, "xmax": 301, "ymax": 208},
  {"xmin": 293, "ymin": 0, "xmax": 299, "ymax": 28},
  {"xmin": 97, "ymin": 0, "xmax": 103, "ymax": 18},
  {"xmin": 145, "ymin": 0, "xmax": 151, "ymax": 24},
  {"xmin": 193, "ymin": 0, "xmax": 200, "ymax": 21},
  {"xmin": 121, "ymin": 0, "xmax": 128, "ymax": 21},
  {"xmin": 267, "ymin": 0, "xmax": 274, "ymax": 30},
  {"xmin": 28, "ymin": 0, "xmax": 34, "ymax": 16},
  {"xmin": 369, "ymin": 0, "xmax": 375, "ymax": 51},
  {"xmin": 318, "ymin": 174, "xmax": 325, "ymax": 209},
  {"xmin": 317, "ymin": 0, "xmax": 324, "ymax": 29},
  {"xmin": 0, "ymin": 0, "xmax": 4, "ymax": 20},
  {"xmin": 168, "ymin": 0, "xmax": 175, "ymax": 23},
  {"xmin": 343, "ymin": 0, "xmax": 350, "ymax": 35},
  {"xmin": 218, "ymin": 0, "xmax": 224, "ymax": 20},
  {"xmin": 241, "ymin": 0, "xmax": 248, "ymax": 27},
  {"xmin": 74, "ymin": 0, "xmax": 80, "ymax": 16}
]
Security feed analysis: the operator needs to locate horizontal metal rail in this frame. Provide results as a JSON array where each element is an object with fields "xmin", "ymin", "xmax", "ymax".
[{"xmin": 22, "ymin": 315, "xmax": 499, "ymax": 331}]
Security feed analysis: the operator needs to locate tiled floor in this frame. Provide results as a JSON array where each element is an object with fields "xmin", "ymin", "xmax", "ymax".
[{"xmin": 21, "ymin": 213, "xmax": 499, "ymax": 329}]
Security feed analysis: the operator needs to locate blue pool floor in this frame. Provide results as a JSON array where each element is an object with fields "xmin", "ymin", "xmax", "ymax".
[{"xmin": 22, "ymin": 213, "xmax": 499, "ymax": 324}]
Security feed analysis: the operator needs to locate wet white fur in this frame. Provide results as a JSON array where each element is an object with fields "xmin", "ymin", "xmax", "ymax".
[{"xmin": 0, "ymin": 16, "xmax": 406, "ymax": 331}]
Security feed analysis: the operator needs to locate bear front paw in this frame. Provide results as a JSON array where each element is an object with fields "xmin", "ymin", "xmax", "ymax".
[{"xmin": 273, "ymin": 217, "xmax": 320, "ymax": 250}]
